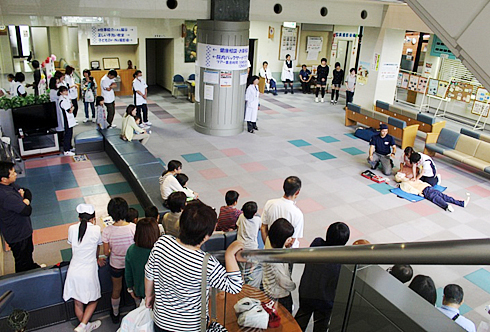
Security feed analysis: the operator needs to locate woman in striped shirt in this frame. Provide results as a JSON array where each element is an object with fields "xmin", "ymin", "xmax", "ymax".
[{"xmin": 145, "ymin": 201, "xmax": 243, "ymax": 332}]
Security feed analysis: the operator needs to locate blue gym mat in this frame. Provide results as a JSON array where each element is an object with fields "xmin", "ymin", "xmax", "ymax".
[{"xmin": 390, "ymin": 184, "xmax": 447, "ymax": 202}]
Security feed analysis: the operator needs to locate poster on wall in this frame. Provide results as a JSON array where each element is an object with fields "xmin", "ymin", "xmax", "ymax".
[
  {"xmin": 379, "ymin": 63, "xmax": 399, "ymax": 80},
  {"xmin": 417, "ymin": 76, "xmax": 428, "ymax": 93},
  {"xmin": 90, "ymin": 26, "xmax": 137, "ymax": 45},
  {"xmin": 306, "ymin": 36, "xmax": 322, "ymax": 61},
  {"xmin": 401, "ymin": 73, "xmax": 410, "ymax": 89},
  {"xmin": 428, "ymin": 78, "xmax": 439, "ymax": 96},
  {"xmin": 446, "ymin": 80, "xmax": 472, "ymax": 103},
  {"xmin": 424, "ymin": 62, "xmax": 433, "ymax": 75},
  {"xmin": 475, "ymin": 88, "xmax": 490, "ymax": 102},
  {"xmin": 195, "ymin": 65, "xmax": 200, "ymax": 102},
  {"xmin": 396, "ymin": 73, "xmax": 403, "ymax": 87},
  {"xmin": 220, "ymin": 71, "xmax": 232, "ymax": 87},
  {"xmin": 279, "ymin": 26, "xmax": 299, "ymax": 60},
  {"xmin": 357, "ymin": 61, "xmax": 370, "ymax": 85},
  {"xmin": 408, "ymin": 75, "xmax": 419, "ymax": 91},
  {"xmin": 373, "ymin": 53, "xmax": 380, "ymax": 71},
  {"xmin": 197, "ymin": 44, "xmax": 249, "ymax": 71},
  {"xmin": 184, "ymin": 21, "xmax": 198, "ymax": 63},
  {"xmin": 240, "ymin": 72, "xmax": 248, "ymax": 85},
  {"xmin": 203, "ymin": 70, "xmax": 219, "ymax": 84},
  {"xmin": 436, "ymin": 80, "xmax": 449, "ymax": 98},
  {"xmin": 472, "ymin": 101, "xmax": 490, "ymax": 117}
]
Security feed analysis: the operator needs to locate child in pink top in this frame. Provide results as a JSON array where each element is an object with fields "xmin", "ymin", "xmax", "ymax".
[{"xmin": 100, "ymin": 197, "xmax": 136, "ymax": 324}]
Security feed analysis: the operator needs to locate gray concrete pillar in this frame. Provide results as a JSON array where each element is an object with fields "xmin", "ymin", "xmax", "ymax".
[{"xmin": 194, "ymin": 20, "xmax": 250, "ymax": 136}]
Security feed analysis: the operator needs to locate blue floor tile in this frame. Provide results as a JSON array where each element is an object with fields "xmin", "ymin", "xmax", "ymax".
[
  {"xmin": 344, "ymin": 133, "xmax": 359, "ymax": 139},
  {"xmin": 311, "ymin": 151, "xmax": 336, "ymax": 161},
  {"xmin": 436, "ymin": 288, "xmax": 443, "ymax": 307},
  {"xmin": 342, "ymin": 147, "xmax": 365, "ymax": 156},
  {"xmin": 368, "ymin": 182, "xmax": 394, "ymax": 195},
  {"xmin": 95, "ymin": 164, "xmax": 119, "ymax": 175},
  {"xmin": 26, "ymin": 166, "xmax": 51, "ymax": 177},
  {"xmin": 32, "ymin": 200, "xmax": 61, "ymax": 215},
  {"xmin": 157, "ymin": 158, "xmax": 166, "ymax": 167},
  {"xmin": 61, "ymin": 210, "xmax": 79, "ymax": 226},
  {"xmin": 464, "ymin": 268, "xmax": 490, "ymax": 294},
  {"xmin": 288, "ymin": 139, "xmax": 311, "ymax": 147},
  {"xmin": 28, "ymin": 174, "xmax": 52, "ymax": 185},
  {"xmin": 60, "ymin": 248, "xmax": 72, "ymax": 262},
  {"xmin": 59, "ymin": 197, "xmax": 86, "ymax": 212},
  {"xmin": 31, "ymin": 212, "xmax": 63, "ymax": 230},
  {"xmin": 105, "ymin": 182, "xmax": 133, "ymax": 195},
  {"xmin": 53, "ymin": 179, "xmax": 79, "ymax": 191},
  {"xmin": 459, "ymin": 303, "xmax": 472, "ymax": 315},
  {"xmin": 181, "ymin": 152, "xmax": 207, "ymax": 163},
  {"xmin": 48, "ymin": 164, "xmax": 73, "ymax": 174},
  {"xmin": 81, "ymin": 184, "xmax": 107, "ymax": 196},
  {"xmin": 318, "ymin": 136, "xmax": 340, "ymax": 143}
]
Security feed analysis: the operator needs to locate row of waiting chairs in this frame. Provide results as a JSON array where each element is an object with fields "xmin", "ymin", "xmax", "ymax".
[{"xmin": 172, "ymin": 74, "xmax": 195, "ymax": 98}]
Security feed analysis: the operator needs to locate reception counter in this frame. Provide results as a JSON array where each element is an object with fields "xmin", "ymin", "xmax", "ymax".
[{"xmin": 91, "ymin": 69, "xmax": 135, "ymax": 97}]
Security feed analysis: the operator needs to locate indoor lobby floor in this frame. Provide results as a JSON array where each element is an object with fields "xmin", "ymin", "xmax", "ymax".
[{"xmin": 12, "ymin": 87, "xmax": 490, "ymax": 330}]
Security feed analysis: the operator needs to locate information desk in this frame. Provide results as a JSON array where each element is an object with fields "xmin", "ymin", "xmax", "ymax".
[
  {"xmin": 216, "ymin": 284, "xmax": 301, "ymax": 331},
  {"xmin": 91, "ymin": 69, "xmax": 135, "ymax": 97}
]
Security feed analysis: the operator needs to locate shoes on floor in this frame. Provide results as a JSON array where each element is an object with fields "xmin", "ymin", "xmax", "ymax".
[
  {"xmin": 86, "ymin": 320, "xmax": 101, "ymax": 331},
  {"xmin": 109, "ymin": 124, "xmax": 117, "ymax": 129},
  {"xmin": 110, "ymin": 310, "xmax": 120, "ymax": 324},
  {"xmin": 321, "ymin": 98, "xmax": 324, "ymax": 103},
  {"xmin": 83, "ymin": 118, "xmax": 89, "ymax": 123},
  {"xmin": 315, "ymin": 97, "xmax": 319, "ymax": 103},
  {"xmin": 334, "ymin": 100, "xmax": 338, "ymax": 104},
  {"xmin": 464, "ymin": 193, "xmax": 471, "ymax": 207},
  {"xmin": 144, "ymin": 121, "xmax": 152, "ymax": 126},
  {"xmin": 446, "ymin": 205, "xmax": 454, "ymax": 212},
  {"xmin": 74, "ymin": 323, "xmax": 86, "ymax": 332},
  {"xmin": 64, "ymin": 151, "xmax": 75, "ymax": 156},
  {"xmin": 330, "ymin": 100, "xmax": 334, "ymax": 104},
  {"xmin": 91, "ymin": 117, "xmax": 96, "ymax": 122},
  {"xmin": 248, "ymin": 129, "xmax": 254, "ymax": 134}
]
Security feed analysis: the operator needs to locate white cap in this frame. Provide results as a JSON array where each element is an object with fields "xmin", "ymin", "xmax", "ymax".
[{"xmin": 76, "ymin": 204, "xmax": 95, "ymax": 214}]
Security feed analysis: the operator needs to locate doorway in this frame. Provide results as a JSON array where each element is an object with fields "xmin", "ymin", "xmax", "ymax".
[
  {"xmin": 336, "ymin": 40, "xmax": 352, "ymax": 73},
  {"xmin": 146, "ymin": 38, "xmax": 173, "ymax": 91},
  {"xmin": 248, "ymin": 39, "xmax": 257, "ymax": 77}
]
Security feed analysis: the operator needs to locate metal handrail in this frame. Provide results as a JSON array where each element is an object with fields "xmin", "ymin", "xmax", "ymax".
[{"xmin": 225, "ymin": 238, "xmax": 490, "ymax": 265}]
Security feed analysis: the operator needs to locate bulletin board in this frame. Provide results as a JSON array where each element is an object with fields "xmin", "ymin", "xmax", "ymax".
[
  {"xmin": 401, "ymin": 73, "xmax": 410, "ymax": 89},
  {"xmin": 396, "ymin": 73, "xmax": 403, "ymax": 88},
  {"xmin": 279, "ymin": 26, "xmax": 299, "ymax": 61},
  {"xmin": 436, "ymin": 80, "xmax": 449, "ymax": 98},
  {"xmin": 427, "ymin": 78, "xmax": 438, "ymax": 96},
  {"xmin": 408, "ymin": 75, "xmax": 419, "ymax": 91},
  {"xmin": 417, "ymin": 76, "xmax": 428, "ymax": 93},
  {"xmin": 446, "ymin": 80, "xmax": 473, "ymax": 103},
  {"xmin": 471, "ymin": 88, "xmax": 490, "ymax": 117}
]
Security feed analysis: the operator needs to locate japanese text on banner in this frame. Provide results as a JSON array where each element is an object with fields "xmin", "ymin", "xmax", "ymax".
[{"xmin": 197, "ymin": 43, "xmax": 249, "ymax": 71}]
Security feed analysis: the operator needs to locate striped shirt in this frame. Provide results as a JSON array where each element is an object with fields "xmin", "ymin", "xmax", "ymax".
[
  {"xmin": 101, "ymin": 222, "xmax": 136, "ymax": 269},
  {"xmin": 145, "ymin": 235, "xmax": 243, "ymax": 331},
  {"xmin": 216, "ymin": 206, "xmax": 241, "ymax": 231}
]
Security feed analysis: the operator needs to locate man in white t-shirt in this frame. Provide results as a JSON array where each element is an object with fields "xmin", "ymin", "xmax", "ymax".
[
  {"xmin": 100, "ymin": 70, "xmax": 118, "ymax": 128},
  {"xmin": 132, "ymin": 70, "xmax": 151, "ymax": 126},
  {"xmin": 410, "ymin": 152, "xmax": 440, "ymax": 186},
  {"xmin": 261, "ymin": 176, "xmax": 304, "ymax": 248}
]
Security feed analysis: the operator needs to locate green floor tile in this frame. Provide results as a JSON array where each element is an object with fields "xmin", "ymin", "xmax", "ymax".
[
  {"xmin": 95, "ymin": 164, "xmax": 119, "ymax": 175},
  {"xmin": 105, "ymin": 182, "xmax": 133, "ymax": 195},
  {"xmin": 288, "ymin": 139, "xmax": 311, "ymax": 147},
  {"xmin": 318, "ymin": 136, "xmax": 340, "ymax": 143},
  {"xmin": 61, "ymin": 248, "xmax": 72, "ymax": 262},
  {"xmin": 368, "ymin": 182, "xmax": 394, "ymax": 195},
  {"xmin": 464, "ymin": 268, "xmax": 490, "ymax": 294},
  {"xmin": 311, "ymin": 151, "xmax": 336, "ymax": 160},
  {"xmin": 342, "ymin": 147, "xmax": 365, "ymax": 156},
  {"xmin": 344, "ymin": 133, "xmax": 359, "ymax": 139},
  {"xmin": 181, "ymin": 152, "xmax": 207, "ymax": 163},
  {"xmin": 59, "ymin": 197, "xmax": 86, "ymax": 212}
]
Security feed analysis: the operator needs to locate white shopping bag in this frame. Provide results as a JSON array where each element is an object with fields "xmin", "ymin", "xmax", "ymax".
[{"xmin": 118, "ymin": 300, "xmax": 154, "ymax": 332}]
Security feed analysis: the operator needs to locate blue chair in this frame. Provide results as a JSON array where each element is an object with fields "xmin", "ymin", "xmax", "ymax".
[
  {"xmin": 172, "ymin": 74, "xmax": 188, "ymax": 98},
  {"xmin": 188, "ymin": 74, "xmax": 195, "ymax": 81}
]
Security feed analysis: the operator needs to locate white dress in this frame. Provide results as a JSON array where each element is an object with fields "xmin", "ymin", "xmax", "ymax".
[
  {"xmin": 63, "ymin": 222, "xmax": 102, "ymax": 304},
  {"xmin": 281, "ymin": 60, "xmax": 294, "ymax": 82},
  {"xmin": 245, "ymin": 84, "xmax": 259, "ymax": 122}
]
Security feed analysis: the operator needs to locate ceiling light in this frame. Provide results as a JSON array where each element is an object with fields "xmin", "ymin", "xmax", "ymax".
[{"xmin": 62, "ymin": 16, "xmax": 103, "ymax": 24}]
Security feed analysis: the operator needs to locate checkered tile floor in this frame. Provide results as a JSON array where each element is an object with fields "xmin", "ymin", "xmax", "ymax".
[{"xmin": 15, "ymin": 87, "xmax": 490, "ymax": 327}]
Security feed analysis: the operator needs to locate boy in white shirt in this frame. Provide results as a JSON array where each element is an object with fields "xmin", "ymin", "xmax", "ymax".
[
  {"xmin": 237, "ymin": 201, "xmax": 262, "ymax": 288},
  {"xmin": 262, "ymin": 218, "xmax": 296, "ymax": 313}
]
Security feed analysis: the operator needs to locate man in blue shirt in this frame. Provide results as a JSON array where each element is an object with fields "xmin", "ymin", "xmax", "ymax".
[
  {"xmin": 367, "ymin": 123, "xmax": 396, "ymax": 175},
  {"xmin": 299, "ymin": 65, "xmax": 312, "ymax": 94},
  {"xmin": 438, "ymin": 284, "xmax": 476, "ymax": 332},
  {"xmin": 0, "ymin": 161, "xmax": 40, "ymax": 272}
]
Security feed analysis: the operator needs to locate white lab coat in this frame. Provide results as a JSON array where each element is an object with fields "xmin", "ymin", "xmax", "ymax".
[
  {"xmin": 245, "ymin": 84, "xmax": 259, "ymax": 122},
  {"xmin": 281, "ymin": 60, "xmax": 294, "ymax": 82},
  {"xmin": 259, "ymin": 67, "xmax": 276, "ymax": 91}
]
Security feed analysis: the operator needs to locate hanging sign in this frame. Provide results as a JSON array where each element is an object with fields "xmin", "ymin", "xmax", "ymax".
[
  {"xmin": 197, "ymin": 43, "xmax": 249, "ymax": 71},
  {"xmin": 91, "ymin": 26, "xmax": 137, "ymax": 45}
]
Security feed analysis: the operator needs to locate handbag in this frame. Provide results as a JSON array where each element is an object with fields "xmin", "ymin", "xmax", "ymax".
[
  {"xmin": 201, "ymin": 254, "xmax": 227, "ymax": 332},
  {"xmin": 84, "ymin": 89, "xmax": 95, "ymax": 103},
  {"xmin": 118, "ymin": 300, "xmax": 154, "ymax": 332}
]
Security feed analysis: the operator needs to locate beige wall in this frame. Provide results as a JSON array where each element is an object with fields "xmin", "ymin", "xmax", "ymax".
[
  {"xmin": 297, "ymin": 31, "xmax": 331, "ymax": 67},
  {"xmin": 88, "ymin": 44, "xmax": 138, "ymax": 71}
]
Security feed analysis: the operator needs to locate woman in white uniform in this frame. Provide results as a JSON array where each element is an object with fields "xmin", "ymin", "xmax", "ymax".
[
  {"xmin": 281, "ymin": 54, "xmax": 294, "ymax": 94},
  {"xmin": 63, "ymin": 204, "xmax": 103, "ymax": 332},
  {"xmin": 245, "ymin": 75, "xmax": 260, "ymax": 133}
]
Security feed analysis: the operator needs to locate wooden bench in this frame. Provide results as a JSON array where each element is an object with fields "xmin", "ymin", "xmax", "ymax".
[
  {"xmin": 345, "ymin": 103, "xmax": 419, "ymax": 149},
  {"xmin": 375, "ymin": 100, "xmax": 446, "ymax": 134}
]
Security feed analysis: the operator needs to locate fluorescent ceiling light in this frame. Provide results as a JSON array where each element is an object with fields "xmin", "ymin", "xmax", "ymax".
[
  {"xmin": 62, "ymin": 16, "xmax": 103, "ymax": 24},
  {"xmin": 284, "ymin": 22, "xmax": 296, "ymax": 28}
]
